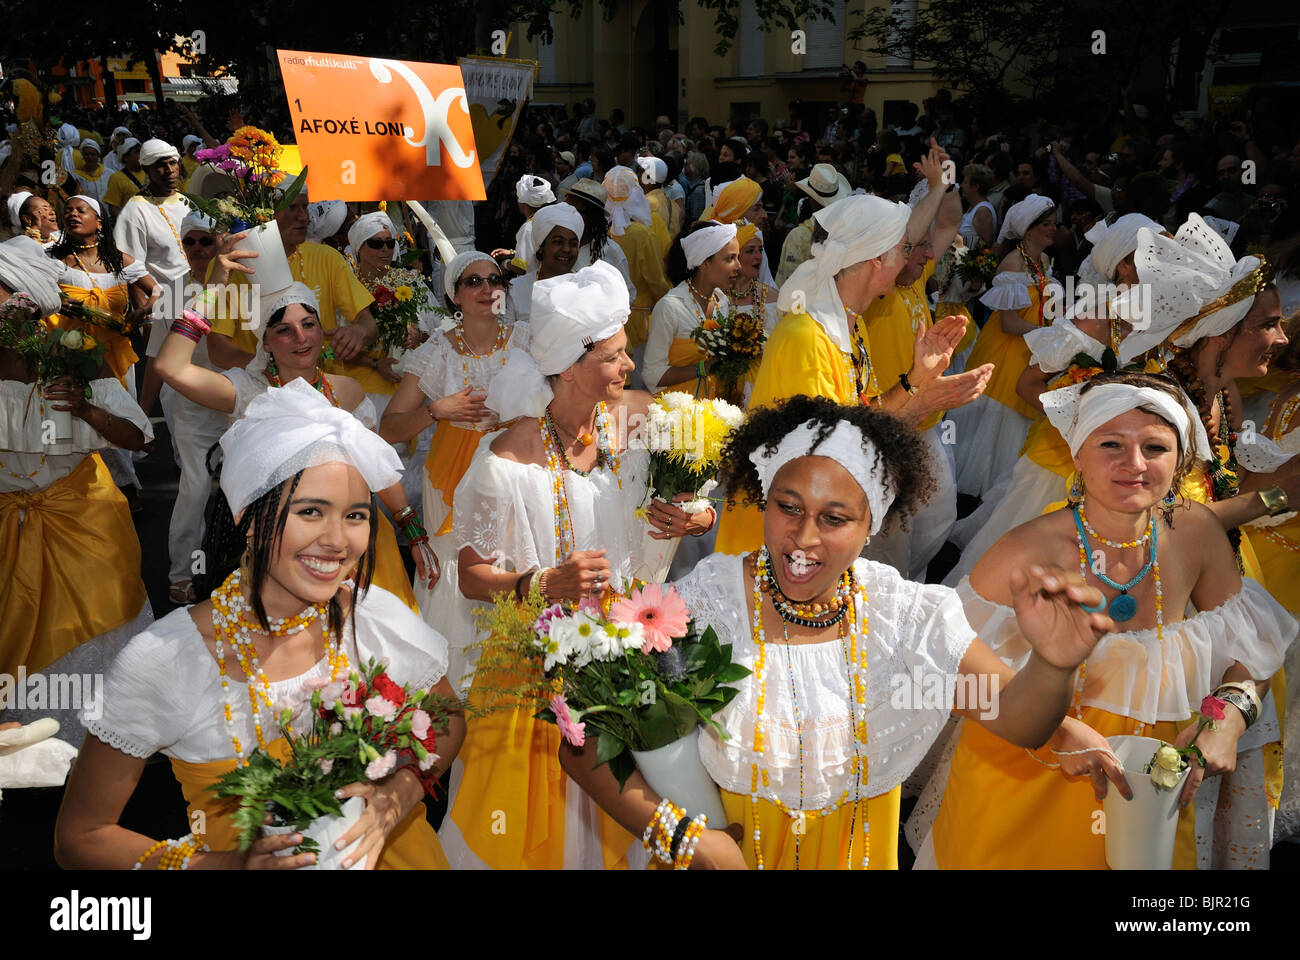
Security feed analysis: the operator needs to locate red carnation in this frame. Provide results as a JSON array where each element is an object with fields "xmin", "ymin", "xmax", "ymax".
[
  {"xmin": 374, "ymin": 286, "xmax": 395, "ymax": 307},
  {"xmin": 372, "ymin": 673, "xmax": 407, "ymax": 708}
]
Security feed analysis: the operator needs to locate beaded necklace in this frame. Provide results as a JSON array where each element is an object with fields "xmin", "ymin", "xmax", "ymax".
[
  {"xmin": 1074, "ymin": 505, "xmax": 1162, "ymax": 634},
  {"xmin": 266, "ymin": 363, "xmax": 339, "ymax": 407},
  {"xmin": 1018, "ymin": 242, "xmax": 1051, "ymax": 328},
  {"xmin": 538, "ymin": 401, "xmax": 620, "ymax": 560},
  {"xmin": 729, "ymin": 279, "xmax": 765, "ymax": 316},
  {"xmin": 845, "ymin": 309, "xmax": 876, "ymax": 406},
  {"xmin": 1206, "ymin": 392, "xmax": 1240, "ymax": 503},
  {"xmin": 451, "ymin": 321, "xmax": 509, "ymax": 391},
  {"xmin": 0, "ymin": 450, "xmax": 46, "ymax": 480},
  {"xmin": 748, "ymin": 547, "xmax": 871, "ymax": 869},
  {"xmin": 133, "ymin": 193, "xmax": 184, "ymax": 254},
  {"xmin": 1079, "ymin": 499, "xmax": 1150, "ymax": 547},
  {"xmin": 209, "ymin": 570, "xmax": 346, "ymax": 765}
]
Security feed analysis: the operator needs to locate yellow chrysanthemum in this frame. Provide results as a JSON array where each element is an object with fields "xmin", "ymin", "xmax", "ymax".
[{"xmin": 394, "ymin": 285, "xmax": 414, "ymax": 302}]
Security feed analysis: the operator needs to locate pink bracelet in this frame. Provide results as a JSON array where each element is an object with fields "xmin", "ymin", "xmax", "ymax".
[
  {"xmin": 181, "ymin": 308, "xmax": 211, "ymax": 335},
  {"xmin": 170, "ymin": 319, "xmax": 202, "ymax": 343}
]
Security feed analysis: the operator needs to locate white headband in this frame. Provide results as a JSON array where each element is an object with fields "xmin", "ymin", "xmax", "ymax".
[
  {"xmin": 180, "ymin": 210, "xmax": 215, "ymax": 236},
  {"xmin": 219, "ymin": 379, "xmax": 402, "ymax": 519},
  {"xmin": 71, "ymin": 195, "xmax": 102, "ymax": 217},
  {"xmin": 1041, "ymin": 381, "xmax": 1212, "ymax": 462},
  {"xmin": 79, "ymin": 138, "xmax": 101, "ymax": 153},
  {"xmin": 1079, "ymin": 213, "xmax": 1161, "ymax": 286},
  {"xmin": 602, "ymin": 166, "xmax": 653, "ymax": 237},
  {"xmin": 750, "ymin": 419, "xmax": 895, "ymax": 536},
  {"xmin": 682, "ymin": 223, "xmax": 737, "ymax": 269},
  {"xmin": 138, "ymin": 138, "xmax": 179, "ymax": 167}
]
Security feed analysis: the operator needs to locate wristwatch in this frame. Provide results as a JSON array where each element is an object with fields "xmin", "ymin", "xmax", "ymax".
[{"xmin": 1259, "ymin": 486, "xmax": 1290, "ymax": 517}]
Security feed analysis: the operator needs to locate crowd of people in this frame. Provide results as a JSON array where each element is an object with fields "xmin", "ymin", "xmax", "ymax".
[{"xmin": 2, "ymin": 72, "xmax": 1300, "ymax": 871}]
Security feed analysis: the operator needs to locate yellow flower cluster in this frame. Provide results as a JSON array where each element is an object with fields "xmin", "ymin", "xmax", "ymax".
[
  {"xmin": 394, "ymin": 285, "xmax": 414, "ymax": 303},
  {"xmin": 228, "ymin": 125, "xmax": 282, "ymax": 170},
  {"xmin": 648, "ymin": 393, "xmax": 745, "ymax": 477}
]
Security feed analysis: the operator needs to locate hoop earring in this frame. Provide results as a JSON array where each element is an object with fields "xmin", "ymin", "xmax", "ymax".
[{"xmin": 1067, "ymin": 471, "xmax": 1085, "ymax": 506}]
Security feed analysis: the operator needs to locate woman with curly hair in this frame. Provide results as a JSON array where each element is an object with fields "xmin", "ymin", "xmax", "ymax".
[
  {"xmin": 561, "ymin": 393, "xmax": 1119, "ymax": 869},
  {"xmin": 913, "ymin": 372, "xmax": 1295, "ymax": 869}
]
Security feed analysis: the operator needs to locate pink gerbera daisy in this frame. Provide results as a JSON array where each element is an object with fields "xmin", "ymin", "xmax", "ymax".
[
  {"xmin": 609, "ymin": 583, "xmax": 690, "ymax": 654},
  {"xmin": 551, "ymin": 694, "xmax": 586, "ymax": 747}
]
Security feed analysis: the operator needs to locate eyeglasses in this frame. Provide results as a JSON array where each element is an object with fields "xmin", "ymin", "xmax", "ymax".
[
  {"xmin": 457, "ymin": 274, "xmax": 508, "ymax": 289},
  {"xmin": 182, "ymin": 236, "xmax": 215, "ymax": 248},
  {"xmin": 364, "ymin": 237, "xmax": 397, "ymax": 250}
]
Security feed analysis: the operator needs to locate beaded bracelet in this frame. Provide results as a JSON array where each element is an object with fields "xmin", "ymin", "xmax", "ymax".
[
  {"xmin": 135, "ymin": 833, "xmax": 209, "ymax": 870},
  {"xmin": 674, "ymin": 814, "xmax": 708, "ymax": 870},
  {"xmin": 133, "ymin": 839, "xmax": 170, "ymax": 870},
  {"xmin": 653, "ymin": 806, "xmax": 682, "ymax": 865},
  {"xmin": 642, "ymin": 798, "xmax": 673, "ymax": 852},
  {"xmin": 181, "ymin": 308, "xmax": 211, "ymax": 335}
]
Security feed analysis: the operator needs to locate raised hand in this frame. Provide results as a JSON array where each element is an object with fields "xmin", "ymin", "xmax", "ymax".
[
  {"xmin": 1010, "ymin": 564, "xmax": 1113, "ymax": 672},
  {"xmin": 910, "ymin": 313, "xmax": 968, "ymax": 383}
]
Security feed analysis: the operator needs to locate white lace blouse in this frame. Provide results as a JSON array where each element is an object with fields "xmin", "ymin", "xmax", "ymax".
[
  {"xmin": 452, "ymin": 430, "xmax": 650, "ymax": 586},
  {"xmin": 401, "ymin": 322, "xmax": 530, "ymax": 432},
  {"xmin": 955, "ymin": 576, "xmax": 1294, "ymax": 743},
  {"xmin": 83, "ymin": 586, "xmax": 449, "ymax": 764},
  {"xmin": 980, "ymin": 270, "xmax": 1064, "ymax": 314},
  {"xmin": 0, "ymin": 377, "xmax": 153, "ymax": 493},
  {"xmin": 60, "ymin": 261, "xmax": 149, "ymax": 292},
  {"xmin": 674, "ymin": 554, "xmax": 975, "ymax": 809}
]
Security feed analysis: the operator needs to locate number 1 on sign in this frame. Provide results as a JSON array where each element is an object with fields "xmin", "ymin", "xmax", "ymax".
[{"xmin": 294, "ymin": 98, "xmax": 302, "ymax": 112}]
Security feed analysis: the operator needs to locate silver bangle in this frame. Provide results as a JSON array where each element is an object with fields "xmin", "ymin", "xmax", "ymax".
[{"xmin": 1215, "ymin": 689, "xmax": 1258, "ymax": 729}]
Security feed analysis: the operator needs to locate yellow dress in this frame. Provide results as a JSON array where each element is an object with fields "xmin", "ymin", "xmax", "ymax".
[
  {"xmin": 713, "ymin": 311, "xmax": 869, "ymax": 555},
  {"xmin": 927, "ymin": 575, "xmax": 1293, "ymax": 869},
  {"xmin": 965, "ymin": 277, "xmax": 1048, "ymax": 420},
  {"xmin": 209, "ymin": 242, "xmax": 396, "ymax": 396},
  {"xmin": 1250, "ymin": 394, "xmax": 1300, "ymax": 616},
  {"xmin": 863, "ymin": 261, "xmax": 942, "ymax": 431},
  {"xmin": 53, "ymin": 261, "xmax": 149, "ymax": 388},
  {"xmin": 647, "ymin": 190, "xmax": 674, "ymax": 256}
]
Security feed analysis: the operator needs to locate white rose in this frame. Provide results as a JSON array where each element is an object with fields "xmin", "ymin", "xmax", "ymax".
[
  {"xmin": 59, "ymin": 329, "xmax": 83, "ymax": 350},
  {"xmin": 1150, "ymin": 764, "xmax": 1182, "ymax": 789}
]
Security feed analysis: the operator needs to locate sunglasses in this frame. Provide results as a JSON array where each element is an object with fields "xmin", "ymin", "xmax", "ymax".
[
  {"xmin": 182, "ymin": 236, "xmax": 215, "ymax": 248},
  {"xmin": 365, "ymin": 237, "xmax": 397, "ymax": 250},
  {"xmin": 457, "ymin": 274, "xmax": 508, "ymax": 289}
]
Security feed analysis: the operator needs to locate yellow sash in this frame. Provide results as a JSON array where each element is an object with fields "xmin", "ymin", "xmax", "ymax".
[
  {"xmin": 55, "ymin": 283, "xmax": 137, "ymax": 387},
  {"xmin": 424, "ymin": 421, "xmax": 488, "ymax": 536},
  {"xmin": 0, "ymin": 453, "xmax": 146, "ymax": 676},
  {"xmin": 662, "ymin": 337, "xmax": 714, "ymax": 399},
  {"xmin": 169, "ymin": 738, "xmax": 446, "ymax": 868}
]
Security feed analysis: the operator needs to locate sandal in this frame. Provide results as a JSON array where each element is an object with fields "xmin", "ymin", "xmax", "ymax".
[{"xmin": 169, "ymin": 580, "xmax": 197, "ymax": 605}]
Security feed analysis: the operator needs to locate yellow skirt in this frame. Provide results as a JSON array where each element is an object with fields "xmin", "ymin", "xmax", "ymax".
[
  {"xmin": 0, "ymin": 453, "xmax": 147, "ymax": 677},
  {"xmin": 1023, "ymin": 416, "xmax": 1073, "ymax": 476},
  {"xmin": 170, "ymin": 740, "xmax": 447, "ymax": 869},
  {"xmin": 424, "ymin": 420, "xmax": 487, "ymax": 536},
  {"xmin": 965, "ymin": 310, "xmax": 1038, "ymax": 419},
  {"xmin": 720, "ymin": 785, "xmax": 901, "ymax": 869},
  {"xmin": 448, "ymin": 663, "xmax": 637, "ymax": 869},
  {"xmin": 931, "ymin": 709, "xmax": 1198, "ymax": 869},
  {"xmin": 374, "ymin": 514, "xmax": 418, "ymax": 612}
]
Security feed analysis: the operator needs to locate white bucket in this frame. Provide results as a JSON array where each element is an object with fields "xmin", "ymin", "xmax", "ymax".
[
  {"xmin": 264, "ymin": 794, "xmax": 366, "ymax": 870},
  {"xmin": 630, "ymin": 727, "xmax": 728, "ymax": 825},
  {"xmin": 1103, "ymin": 735, "xmax": 1190, "ymax": 870}
]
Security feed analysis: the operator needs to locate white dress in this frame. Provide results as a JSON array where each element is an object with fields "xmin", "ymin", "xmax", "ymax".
[
  {"xmin": 436, "ymin": 433, "xmax": 652, "ymax": 870},
  {"xmin": 644, "ymin": 283, "xmax": 703, "ymax": 393},
  {"xmin": 674, "ymin": 553, "xmax": 975, "ymax": 818},
  {"xmin": 398, "ymin": 322, "xmax": 530, "ymax": 663},
  {"xmin": 906, "ymin": 576, "xmax": 1295, "ymax": 869},
  {"xmin": 0, "ymin": 377, "xmax": 155, "ymax": 742},
  {"xmin": 83, "ymin": 586, "xmax": 448, "ymax": 763}
]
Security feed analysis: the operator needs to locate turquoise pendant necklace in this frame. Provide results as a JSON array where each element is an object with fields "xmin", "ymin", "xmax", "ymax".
[{"xmin": 1073, "ymin": 506, "xmax": 1157, "ymax": 623}]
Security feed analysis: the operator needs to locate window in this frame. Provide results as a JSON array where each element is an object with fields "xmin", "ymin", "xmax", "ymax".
[
  {"xmin": 885, "ymin": 0, "xmax": 917, "ymax": 69},
  {"xmin": 538, "ymin": 13, "xmax": 558, "ymax": 84},
  {"xmin": 737, "ymin": 0, "xmax": 765, "ymax": 77},
  {"xmin": 803, "ymin": 0, "xmax": 845, "ymax": 70}
]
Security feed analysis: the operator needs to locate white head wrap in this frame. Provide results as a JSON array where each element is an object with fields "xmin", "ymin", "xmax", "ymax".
[
  {"xmin": 750, "ymin": 419, "xmax": 896, "ymax": 536},
  {"xmin": 111, "ymin": 126, "xmax": 131, "ymax": 141},
  {"xmin": 218, "ymin": 379, "xmax": 402, "ymax": 519},
  {"xmin": 181, "ymin": 210, "xmax": 216, "ymax": 237},
  {"xmin": 1041, "ymin": 381, "xmax": 1211, "ymax": 462},
  {"xmin": 139, "ymin": 138, "xmax": 179, "ymax": 167},
  {"xmin": 486, "ymin": 260, "xmax": 628, "ymax": 421},
  {"xmin": 442, "ymin": 250, "xmax": 499, "ymax": 301},
  {"xmin": 996, "ymin": 194, "xmax": 1054, "ymax": 245},
  {"xmin": 528, "ymin": 203, "xmax": 585, "ymax": 261},
  {"xmin": 602, "ymin": 166, "xmax": 653, "ymax": 237},
  {"xmin": 115, "ymin": 137, "xmax": 140, "ymax": 159},
  {"xmin": 248, "ymin": 282, "xmax": 323, "ymax": 377},
  {"xmin": 1079, "ymin": 213, "xmax": 1162, "ymax": 286},
  {"xmin": 516, "ymin": 174, "xmax": 555, "ymax": 208},
  {"xmin": 79, "ymin": 138, "xmax": 101, "ymax": 155},
  {"xmin": 7, "ymin": 191, "xmax": 33, "ymax": 229},
  {"xmin": 69, "ymin": 194, "xmax": 101, "ymax": 217},
  {"xmin": 636, "ymin": 156, "xmax": 667, "ymax": 186},
  {"xmin": 1124, "ymin": 213, "xmax": 1263, "ymax": 361},
  {"xmin": 776, "ymin": 195, "xmax": 910, "ymax": 353},
  {"xmin": 0, "ymin": 243, "xmax": 65, "ymax": 316},
  {"xmin": 182, "ymin": 134, "xmax": 203, "ymax": 153},
  {"xmin": 306, "ymin": 199, "xmax": 347, "ymax": 243},
  {"xmin": 346, "ymin": 211, "xmax": 394, "ymax": 259},
  {"xmin": 682, "ymin": 222, "xmax": 737, "ymax": 269}
]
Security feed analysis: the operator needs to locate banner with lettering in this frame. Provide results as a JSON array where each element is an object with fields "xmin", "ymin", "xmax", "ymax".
[
  {"xmin": 276, "ymin": 49, "xmax": 486, "ymax": 201},
  {"xmin": 457, "ymin": 56, "xmax": 538, "ymax": 190}
]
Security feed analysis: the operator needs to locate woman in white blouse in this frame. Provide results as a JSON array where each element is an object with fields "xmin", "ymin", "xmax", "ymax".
[
  {"xmin": 914, "ymin": 373, "xmax": 1294, "ymax": 869},
  {"xmin": 54, "ymin": 382, "xmax": 465, "ymax": 869},
  {"xmin": 561, "ymin": 394, "xmax": 1116, "ymax": 869}
]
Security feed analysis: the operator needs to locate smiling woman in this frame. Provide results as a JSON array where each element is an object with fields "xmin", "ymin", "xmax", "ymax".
[{"xmin": 54, "ymin": 381, "xmax": 465, "ymax": 871}]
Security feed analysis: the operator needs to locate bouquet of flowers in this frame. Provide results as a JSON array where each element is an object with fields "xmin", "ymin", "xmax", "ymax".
[
  {"xmin": 690, "ymin": 302, "xmax": 766, "ymax": 400},
  {"xmin": 641, "ymin": 392, "xmax": 743, "ymax": 513},
  {"xmin": 213, "ymin": 657, "xmax": 460, "ymax": 858},
  {"xmin": 367, "ymin": 266, "xmax": 432, "ymax": 353},
  {"xmin": 1143, "ymin": 694, "xmax": 1227, "ymax": 789},
  {"xmin": 954, "ymin": 242, "xmax": 1000, "ymax": 290},
  {"xmin": 476, "ymin": 586, "xmax": 749, "ymax": 796},
  {"xmin": 0, "ymin": 293, "xmax": 107, "ymax": 397},
  {"xmin": 185, "ymin": 126, "xmax": 307, "ymax": 232}
]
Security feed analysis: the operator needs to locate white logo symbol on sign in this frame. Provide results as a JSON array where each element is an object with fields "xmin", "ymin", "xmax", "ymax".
[{"xmin": 368, "ymin": 59, "xmax": 477, "ymax": 169}]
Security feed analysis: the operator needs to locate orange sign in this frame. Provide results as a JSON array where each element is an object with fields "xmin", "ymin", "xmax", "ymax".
[{"xmin": 277, "ymin": 49, "xmax": 486, "ymax": 202}]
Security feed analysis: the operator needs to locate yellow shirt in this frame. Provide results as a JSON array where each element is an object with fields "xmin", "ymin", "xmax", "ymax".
[
  {"xmin": 208, "ymin": 241, "xmax": 389, "ymax": 394},
  {"xmin": 862, "ymin": 261, "xmax": 942, "ymax": 431},
  {"xmin": 714, "ymin": 311, "xmax": 864, "ymax": 555},
  {"xmin": 103, "ymin": 169, "xmax": 144, "ymax": 208}
]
